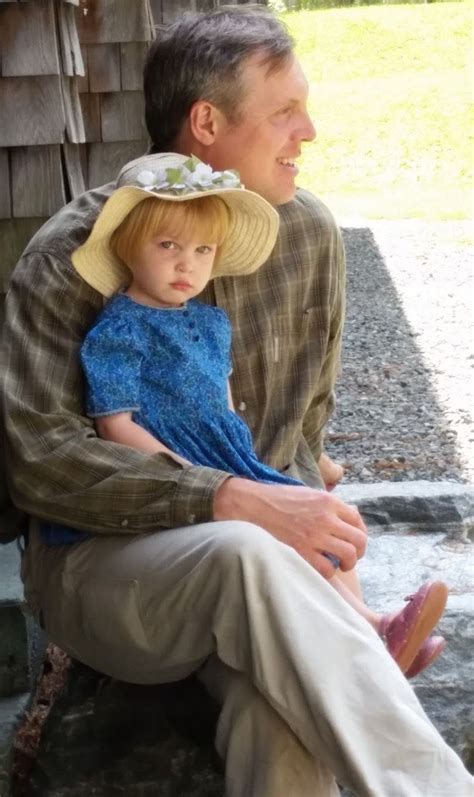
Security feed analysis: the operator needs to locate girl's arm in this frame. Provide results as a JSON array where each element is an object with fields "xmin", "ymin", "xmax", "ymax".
[{"xmin": 95, "ymin": 412, "xmax": 192, "ymax": 467}]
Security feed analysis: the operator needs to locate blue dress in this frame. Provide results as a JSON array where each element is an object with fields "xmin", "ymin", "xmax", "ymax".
[
  {"xmin": 83, "ymin": 295, "xmax": 302, "ymax": 482},
  {"xmin": 40, "ymin": 294, "xmax": 302, "ymax": 545}
]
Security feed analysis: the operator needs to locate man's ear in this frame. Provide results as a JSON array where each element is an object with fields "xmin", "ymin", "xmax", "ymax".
[{"xmin": 189, "ymin": 100, "xmax": 224, "ymax": 145}]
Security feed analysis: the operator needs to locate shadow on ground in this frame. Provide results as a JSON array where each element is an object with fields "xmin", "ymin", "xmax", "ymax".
[{"xmin": 327, "ymin": 227, "xmax": 467, "ymax": 484}]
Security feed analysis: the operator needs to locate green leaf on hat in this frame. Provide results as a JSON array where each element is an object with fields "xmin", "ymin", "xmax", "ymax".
[
  {"xmin": 223, "ymin": 169, "xmax": 240, "ymax": 180},
  {"xmin": 166, "ymin": 168, "xmax": 184, "ymax": 185},
  {"xmin": 184, "ymin": 155, "xmax": 201, "ymax": 173}
]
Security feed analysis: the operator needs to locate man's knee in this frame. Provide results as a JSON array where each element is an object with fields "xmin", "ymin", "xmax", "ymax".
[{"xmin": 209, "ymin": 520, "xmax": 279, "ymax": 573}]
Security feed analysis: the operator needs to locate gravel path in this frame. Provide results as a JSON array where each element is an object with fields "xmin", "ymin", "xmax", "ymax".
[{"xmin": 325, "ymin": 220, "xmax": 473, "ymax": 484}]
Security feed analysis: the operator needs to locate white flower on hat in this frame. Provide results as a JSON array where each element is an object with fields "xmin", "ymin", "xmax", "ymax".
[
  {"xmin": 185, "ymin": 162, "xmax": 216, "ymax": 189},
  {"xmin": 136, "ymin": 169, "xmax": 156, "ymax": 186},
  {"xmin": 221, "ymin": 170, "xmax": 241, "ymax": 188},
  {"xmin": 135, "ymin": 156, "xmax": 242, "ymax": 196},
  {"xmin": 136, "ymin": 168, "xmax": 169, "ymax": 191}
]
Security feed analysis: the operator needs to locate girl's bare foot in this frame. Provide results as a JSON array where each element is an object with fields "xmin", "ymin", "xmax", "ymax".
[{"xmin": 318, "ymin": 452, "xmax": 344, "ymax": 491}]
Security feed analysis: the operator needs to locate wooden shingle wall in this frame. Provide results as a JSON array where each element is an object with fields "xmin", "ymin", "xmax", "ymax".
[{"xmin": 0, "ymin": 0, "xmax": 154, "ymax": 295}]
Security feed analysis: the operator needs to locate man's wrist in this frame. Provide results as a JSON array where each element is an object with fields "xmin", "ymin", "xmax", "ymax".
[{"xmin": 213, "ymin": 476, "xmax": 258, "ymax": 522}]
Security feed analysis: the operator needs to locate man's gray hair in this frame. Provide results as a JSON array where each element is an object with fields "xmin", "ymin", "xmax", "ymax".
[{"xmin": 144, "ymin": 4, "xmax": 294, "ymax": 152}]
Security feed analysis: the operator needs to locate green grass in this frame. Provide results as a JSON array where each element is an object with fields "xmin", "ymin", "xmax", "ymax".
[{"xmin": 284, "ymin": 2, "xmax": 473, "ymax": 219}]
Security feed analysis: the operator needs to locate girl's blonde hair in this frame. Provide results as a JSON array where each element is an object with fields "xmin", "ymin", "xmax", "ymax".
[{"xmin": 110, "ymin": 195, "xmax": 230, "ymax": 274}]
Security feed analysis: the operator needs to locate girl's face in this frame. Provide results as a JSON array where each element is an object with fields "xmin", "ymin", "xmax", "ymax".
[{"xmin": 125, "ymin": 230, "xmax": 218, "ymax": 308}]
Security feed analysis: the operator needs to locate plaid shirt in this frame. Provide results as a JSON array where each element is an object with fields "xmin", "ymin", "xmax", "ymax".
[{"xmin": 1, "ymin": 183, "xmax": 345, "ymax": 534}]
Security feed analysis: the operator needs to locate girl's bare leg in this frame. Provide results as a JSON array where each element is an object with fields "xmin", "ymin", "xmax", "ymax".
[
  {"xmin": 320, "ymin": 453, "xmax": 448, "ymax": 674},
  {"xmin": 318, "ymin": 453, "xmax": 366, "ymax": 604},
  {"xmin": 330, "ymin": 573, "xmax": 381, "ymax": 630},
  {"xmin": 333, "ymin": 567, "xmax": 365, "ymax": 602}
]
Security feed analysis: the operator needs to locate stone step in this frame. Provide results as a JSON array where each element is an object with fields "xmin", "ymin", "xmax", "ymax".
[
  {"xmin": 0, "ymin": 542, "xmax": 32, "ymax": 797},
  {"xmin": 339, "ymin": 480, "xmax": 474, "ymax": 766},
  {"xmin": 0, "ymin": 540, "xmax": 47, "ymax": 797},
  {"xmin": 29, "ymin": 666, "xmax": 224, "ymax": 797},
  {"xmin": 0, "ymin": 692, "xmax": 30, "ymax": 797},
  {"xmin": 336, "ymin": 480, "xmax": 474, "ymax": 539},
  {"xmin": 0, "ymin": 542, "xmax": 29, "ymax": 699}
]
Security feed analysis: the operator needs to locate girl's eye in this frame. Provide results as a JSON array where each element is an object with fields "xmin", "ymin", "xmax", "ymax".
[
  {"xmin": 160, "ymin": 240, "xmax": 175, "ymax": 250},
  {"xmin": 196, "ymin": 245, "xmax": 214, "ymax": 254}
]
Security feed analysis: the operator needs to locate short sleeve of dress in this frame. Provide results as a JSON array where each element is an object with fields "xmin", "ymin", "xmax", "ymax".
[{"xmin": 80, "ymin": 315, "xmax": 142, "ymax": 417}]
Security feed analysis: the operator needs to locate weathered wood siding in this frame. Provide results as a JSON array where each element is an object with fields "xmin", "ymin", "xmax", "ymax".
[{"xmin": 0, "ymin": 0, "xmax": 154, "ymax": 293}]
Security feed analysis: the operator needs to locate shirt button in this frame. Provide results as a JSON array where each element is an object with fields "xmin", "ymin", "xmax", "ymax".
[
  {"xmin": 189, "ymin": 321, "xmax": 196, "ymax": 329},
  {"xmin": 193, "ymin": 335, "xmax": 200, "ymax": 342},
  {"xmin": 188, "ymin": 514, "xmax": 196, "ymax": 524},
  {"xmin": 238, "ymin": 401, "xmax": 247, "ymax": 411},
  {"xmin": 120, "ymin": 518, "xmax": 129, "ymax": 527}
]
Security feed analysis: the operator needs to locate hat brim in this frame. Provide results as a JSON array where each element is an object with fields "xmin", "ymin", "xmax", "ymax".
[{"xmin": 72, "ymin": 184, "xmax": 280, "ymax": 298}]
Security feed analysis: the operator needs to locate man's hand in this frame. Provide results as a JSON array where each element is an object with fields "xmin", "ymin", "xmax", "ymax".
[{"xmin": 214, "ymin": 478, "xmax": 367, "ymax": 579}]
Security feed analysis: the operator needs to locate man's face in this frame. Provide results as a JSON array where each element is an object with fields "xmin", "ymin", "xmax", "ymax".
[{"xmin": 208, "ymin": 55, "xmax": 316, "ymax": 206}]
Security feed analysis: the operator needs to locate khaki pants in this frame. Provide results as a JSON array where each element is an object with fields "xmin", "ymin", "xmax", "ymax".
[{"xmin": 23, "ymin": 521, "xmax": 472, "ymax": 797}]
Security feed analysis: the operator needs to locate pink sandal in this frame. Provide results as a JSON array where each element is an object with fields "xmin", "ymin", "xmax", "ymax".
[
  {"xmin": 405, "ymin": 635, "xmax": 447, "ymax": 678},
  {"xmin": 379, "ymin": 581, "xmax": 448, "ymax": 673}
]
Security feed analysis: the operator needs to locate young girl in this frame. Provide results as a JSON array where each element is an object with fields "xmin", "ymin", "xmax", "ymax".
[{"xmin": 56, "ymin": 153, "xmax": 448, "ymax": 678}]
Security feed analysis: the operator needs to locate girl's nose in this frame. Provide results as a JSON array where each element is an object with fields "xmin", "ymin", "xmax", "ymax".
[{"xmin": 176, "ymin": 258, "xmax": 192, "ymax": 273}]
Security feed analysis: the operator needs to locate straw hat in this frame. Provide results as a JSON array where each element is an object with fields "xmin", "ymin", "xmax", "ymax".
[{"xmin": 72, "ymin": 153, "xmax": 280, "ymax": 297}]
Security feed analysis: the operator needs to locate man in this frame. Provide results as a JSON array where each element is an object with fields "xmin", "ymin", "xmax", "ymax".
[{"xmin": 1, "ymin": 6, "xmax": 471, "ymax": 796}]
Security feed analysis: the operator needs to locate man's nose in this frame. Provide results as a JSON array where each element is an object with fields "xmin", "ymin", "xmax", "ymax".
[
  {"xmin": 292, "ymin": 107, "xmax": 316, "ymax": 144},
  {"xmin": 300, "ymin": 111, "xmax": 316, "ymax": 143}
]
